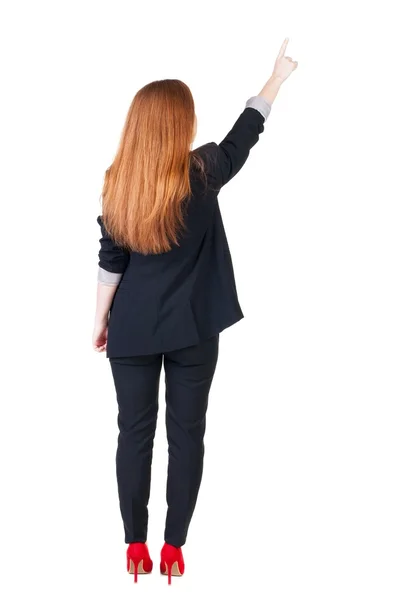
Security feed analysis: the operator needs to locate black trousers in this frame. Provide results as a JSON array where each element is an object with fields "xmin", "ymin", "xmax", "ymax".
[{"xmin": 109, "ymin": 334, "xmax": 219, "ymax": 547}]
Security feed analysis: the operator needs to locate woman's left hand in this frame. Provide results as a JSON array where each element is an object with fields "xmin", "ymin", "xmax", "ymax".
[{"xmin": 93, "ymin": 319, "xmax": 108, "ymax": 352}]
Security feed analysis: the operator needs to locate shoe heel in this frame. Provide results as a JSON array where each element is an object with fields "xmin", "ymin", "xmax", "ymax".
[
  {"xmin": 166, "ymin": 561, "xmax": 172, "ymax": 585},
  {"xmin": 134, "ymin": 559, "xmax": 141, "ymax": 583}
]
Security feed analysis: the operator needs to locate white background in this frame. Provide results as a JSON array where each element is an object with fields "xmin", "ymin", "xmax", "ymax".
[{"xmin": 1, "ymin": 1, "xmax": 407, "ymax": 598}]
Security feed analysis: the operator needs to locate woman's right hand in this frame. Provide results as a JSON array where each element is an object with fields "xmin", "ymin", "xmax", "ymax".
[
  {"xmin": 258, "ymin": 38, "xmax": 298, "ymax": 105},
  {"xmin": 272, "ymin": 37, "xmax": 298, "ymax": 83}
]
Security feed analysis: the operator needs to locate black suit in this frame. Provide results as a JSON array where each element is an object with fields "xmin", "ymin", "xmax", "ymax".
[
  {"xmin": 97, "ymin": 101, "xmax": 268, "ymax": 546},
  {"xmin": 97, "ymin": 105, "xmax": 266, "ymax": 359}
]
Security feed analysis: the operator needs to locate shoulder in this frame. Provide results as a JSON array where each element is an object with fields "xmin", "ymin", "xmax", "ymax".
[
  {"xmin": 194, "ymin": 141, "xmax": 218, "ymax": 157},
  {"xmin": 97, "ymin": 214, "xmax": 109, "ymax": 236},
  {"xmin": 192, "ymin": 142, "xmax": 218, "ymax": 167},
  {"xmin": 191, "ymin": 142, "xmax": 221, "ymax": 187}
]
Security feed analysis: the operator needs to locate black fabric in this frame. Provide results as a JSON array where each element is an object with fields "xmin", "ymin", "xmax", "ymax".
[
  {"xmin": 97, "ymin": 106, "xmax": 265, "ymax": 358},
  {"xmin": 109, "ymin": 334, "xmax": 219, "ymax": 546}
]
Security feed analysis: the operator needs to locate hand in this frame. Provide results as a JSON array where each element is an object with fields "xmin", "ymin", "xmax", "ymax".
[
  {"xmin": 93, "ymin": 319, "xmax": 108, "ymax": 352},
  {"xmin": 272, "ymin": 37, "xmax": 298, "ymax": 83}
]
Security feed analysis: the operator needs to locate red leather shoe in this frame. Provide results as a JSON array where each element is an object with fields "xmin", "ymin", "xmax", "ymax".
[
  {"xmin": 126, "ymin": 543, "xmax": 153, "ymax": 583},
  {"xmin": 160, "ymin": 543, "xmax": 185, "ymax": 585}
]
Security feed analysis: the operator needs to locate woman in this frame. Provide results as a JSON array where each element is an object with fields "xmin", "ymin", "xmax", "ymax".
[{"xmin": 93, "ymin": 37, "xmax": 297, "ymax": 584}]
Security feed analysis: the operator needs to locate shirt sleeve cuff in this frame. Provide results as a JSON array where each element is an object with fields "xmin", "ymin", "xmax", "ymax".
[
  {"xmin": 245, "ymin": 96, "xmax": 272, "ymax": 121},
  {"xmin": 97, "ymin": 266, "xmax": 123, "ymax": 286}
]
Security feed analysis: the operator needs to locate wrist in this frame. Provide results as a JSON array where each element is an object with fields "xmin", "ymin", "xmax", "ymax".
[
  {"xmin": 270, "ymin": 74, "xmax": 284, "ymax": 85},
  {"xmin": 94, "ymin": 314, "xmax": 108, "ymax": 326}
]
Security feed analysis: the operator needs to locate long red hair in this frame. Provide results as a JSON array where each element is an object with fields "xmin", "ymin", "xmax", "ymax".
[{"xmin": 101, "ymin": 79, "xmax": 205, "ymax": 255}]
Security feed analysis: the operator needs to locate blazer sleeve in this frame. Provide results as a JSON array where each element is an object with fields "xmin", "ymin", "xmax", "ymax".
[
  {"xmin": 199, "ymin": 96, "xmax": 271, "ymax": 190},
  {"xmin": 97, "ymin": 215, "xmax": 130, "ymax": 285}
]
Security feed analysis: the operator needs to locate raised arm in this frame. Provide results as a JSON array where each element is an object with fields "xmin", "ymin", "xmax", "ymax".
[{"xmin": 203, "ymin": 37, "xmax": 298, "ymax": 189}]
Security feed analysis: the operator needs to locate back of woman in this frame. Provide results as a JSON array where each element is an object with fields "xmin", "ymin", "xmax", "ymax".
[{"xmin": 92, "ymin": 38, "xmax": 298, "ymax": 585}]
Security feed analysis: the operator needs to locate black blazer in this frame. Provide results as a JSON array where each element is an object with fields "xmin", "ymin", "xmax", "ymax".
[{"xmin": 97, "ymin": 105, "xmax": 266, "ymax": 358}]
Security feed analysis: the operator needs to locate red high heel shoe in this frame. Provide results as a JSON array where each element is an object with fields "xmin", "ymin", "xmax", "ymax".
[
  {"xmin": 126, "ymin": 543, "xmax": 153, "ymax": 583},
  {"xmin": 160, "ymin": 543, "xmax": 185, "ymax": 585}
]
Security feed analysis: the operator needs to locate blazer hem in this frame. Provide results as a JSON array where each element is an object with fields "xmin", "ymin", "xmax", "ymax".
[{"xmin": 106, "ymin": 313, "xmax": 244, "ymax": 359}]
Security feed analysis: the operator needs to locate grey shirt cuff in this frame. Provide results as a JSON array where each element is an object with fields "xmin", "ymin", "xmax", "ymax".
[
  {"xmin": 245, "ymin": 95, "xmax": 272, "ymax": 120},
  {"xmin": 97, "ymin": 266, "xmax": 123, "ymax": 286}
]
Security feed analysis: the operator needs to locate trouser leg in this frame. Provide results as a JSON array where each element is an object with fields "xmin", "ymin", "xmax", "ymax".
[
  {"xmin": 109, "ymin": 353, "xmax": 162, "ymax": 543},
  {"xmin": 163, "ymin": 335, "xmax": 219, "ymax": 547}
]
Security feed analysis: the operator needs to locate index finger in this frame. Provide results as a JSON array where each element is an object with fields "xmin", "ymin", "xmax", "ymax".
[{"xmin": 278, "ymin": 37, "xmax": 289, "ymax": 59}]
